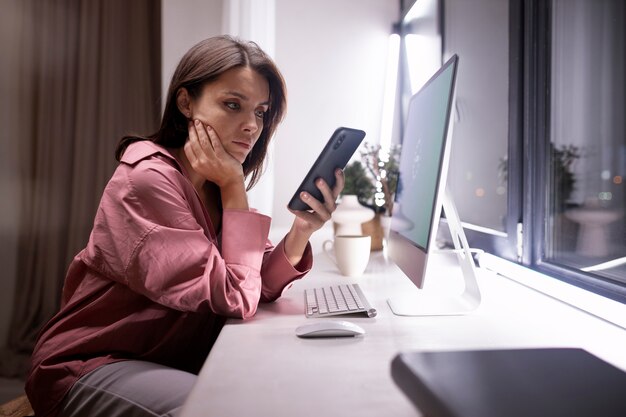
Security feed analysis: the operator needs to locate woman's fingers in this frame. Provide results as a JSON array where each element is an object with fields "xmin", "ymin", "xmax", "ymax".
[
  {"xmin": 300, "ymin": 191, "xmax": 332, "ymax": 222},
  {"xmin": 315, "ymin": 178, "xmax": 336, "ymax": 213},
  {"xmin": 194, "ymin": 120, "xmax": 230, "ymax": 162},
  {"xmin": 332, "ymin": 169, "xmax": 345, "ymax": 199},
  {"xmin": 185, "ymin": 120, "xmax": 217, "ymax": 176},
  {"xmin": 288, "ymin": 170, "xmax": 345, "ymax": 235},
  {"xmin": 193, "ymin": 120, "xmax": 214, "ymax": 153},
  {"xmin": 205, "ymin": 124, "xmax": 224, "ymax": 154},
  {"xmin": 185, "ymin": 121, "xmax": 202, "ymax": 162},
  {"xmin": 288, "ymin": 206, "xmax": 324, "ymax": 228},
  {"xmin": 186, "ymin": 120, "xmax": 219, "ymax": 164}
]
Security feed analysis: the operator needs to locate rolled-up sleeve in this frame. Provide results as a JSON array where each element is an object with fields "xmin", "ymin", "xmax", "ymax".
[
  {"xmin": 87, "ymin": 161, "xmax": 272, "ymax": 319},
  {"xmin": 260, "ymin": 238, "xmax": 312, "ymax": 302}
]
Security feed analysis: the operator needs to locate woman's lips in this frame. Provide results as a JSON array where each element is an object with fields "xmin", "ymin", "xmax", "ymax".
[{"xmin": 233, "ymin": 141, "xmax": 251, "ymax": 150}]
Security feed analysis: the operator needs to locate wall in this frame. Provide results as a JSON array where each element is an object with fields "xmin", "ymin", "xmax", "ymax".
[
  {"xmin": 272, "ymin": 0, "xmax": 399, "ymax": 229},
  {"xmin": 162, "ymin": 0, "xmax": 224, "ymax": 101}
]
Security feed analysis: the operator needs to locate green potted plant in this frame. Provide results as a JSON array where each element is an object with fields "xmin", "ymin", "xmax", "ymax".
[{"xmin": 342, "ymin": 160, "xmax": 376, "ymax": 204}]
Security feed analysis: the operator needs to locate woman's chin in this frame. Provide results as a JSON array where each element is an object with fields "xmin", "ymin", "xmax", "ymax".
[{"xmin": 226, "ymin": 149, "xmax": 248, "ymax": 164}]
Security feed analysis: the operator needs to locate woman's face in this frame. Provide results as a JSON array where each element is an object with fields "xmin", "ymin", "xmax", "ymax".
[{"xmin": 188, "ymin": 66, "xmax": 270, "ymax": 164}]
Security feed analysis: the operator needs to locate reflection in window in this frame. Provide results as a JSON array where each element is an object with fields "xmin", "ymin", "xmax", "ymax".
[
  {"xmin": 549, "ymin": 0, "xmax": 626, "ymax": 283},
  {"xmin": 442, "ymin": 0, "xmax": 509, "ymax": 233}
]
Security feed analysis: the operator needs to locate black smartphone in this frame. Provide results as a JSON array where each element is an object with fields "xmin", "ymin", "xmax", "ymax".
[{"xmin": 288, "ymin": 127, "xmax": 366, "ymax": 211}]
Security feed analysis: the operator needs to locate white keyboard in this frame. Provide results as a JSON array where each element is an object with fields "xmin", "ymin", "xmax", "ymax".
[{"xmin": 305, "ymin": 283, "xmax": 377, "ymax": 318}]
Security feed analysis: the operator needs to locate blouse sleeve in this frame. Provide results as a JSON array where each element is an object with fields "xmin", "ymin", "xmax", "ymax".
[
  {"xmin": 84, "ymin": 160, "xmax": 271, "ymax": 319},
  {"xmin": 259, "ymin": 238, "xmax": 313, "ymax": 302}
]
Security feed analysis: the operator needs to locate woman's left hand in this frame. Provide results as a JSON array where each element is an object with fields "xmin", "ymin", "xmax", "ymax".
[
  {"xmin": 283, "ymin": 169, "xmax": 344, "ymax": 267},
  {"xmin": 288, "ymin": 168, "xmax": 345, "ymax": 237}
]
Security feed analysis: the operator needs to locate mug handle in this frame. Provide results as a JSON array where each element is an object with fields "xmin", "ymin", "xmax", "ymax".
[{"xmin": 322, "ymin": 239, "xmax": 338, "ymax": 268}]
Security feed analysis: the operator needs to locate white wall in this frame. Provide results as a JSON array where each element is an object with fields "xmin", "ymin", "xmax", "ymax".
[
  {"xmin": 161, "ymin": 0, "xmax": 224, "ymax": 101},
  {"xmin": 272, "ymin": 0, "xmax": 399, "ymax": 229}
]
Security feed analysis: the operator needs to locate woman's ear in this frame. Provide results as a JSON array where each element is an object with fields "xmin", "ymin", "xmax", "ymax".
[{"xmin": 176, "ymin": 88, "xmax": 193, "ymax": 119}]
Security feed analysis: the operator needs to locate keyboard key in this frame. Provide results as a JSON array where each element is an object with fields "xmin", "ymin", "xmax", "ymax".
[
  {"xmin": 348, "ymin": 285, "xmax": 365, "ymax": 309},
  {"xmin": 339, "ymin": 286, "xmax": 358, "ymax": 310},
  {"xmin": 314, "ymin": 288, "xmax": 328, "ymax": 314},
  {"xmin": 332, "ymin": 286, "xmax": 348, "ymax": 311}
]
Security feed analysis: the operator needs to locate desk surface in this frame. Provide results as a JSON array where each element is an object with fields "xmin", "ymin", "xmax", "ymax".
[{"xmin": 180, "ymin": 233, "xmax": 626, "ymax": 417}]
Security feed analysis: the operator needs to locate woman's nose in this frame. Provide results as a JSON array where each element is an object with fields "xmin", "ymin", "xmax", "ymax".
[{"xmin": 242, "ymin": 112, "xmax": 259, "ymax": 133}]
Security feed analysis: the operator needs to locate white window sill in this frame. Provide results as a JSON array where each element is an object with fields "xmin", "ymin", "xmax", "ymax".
[{"xmin": 478, "ymin": 252, "xmax": 626, "ymax": 330}]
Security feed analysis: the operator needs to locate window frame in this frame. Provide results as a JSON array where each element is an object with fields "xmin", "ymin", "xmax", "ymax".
[{"xmin": 523, "ymin": 0, "xmax": 626, "ymax": 304}]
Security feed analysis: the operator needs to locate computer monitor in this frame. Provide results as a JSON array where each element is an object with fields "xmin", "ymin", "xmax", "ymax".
[{"xmin": 387, "ymin": 54, "xmax": 481, "ymax": 316}]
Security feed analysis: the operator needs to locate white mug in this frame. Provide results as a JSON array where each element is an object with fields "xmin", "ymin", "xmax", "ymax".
[{"xmin": 323, "ymin": 235, "xmax": 371, "ymax": 277}]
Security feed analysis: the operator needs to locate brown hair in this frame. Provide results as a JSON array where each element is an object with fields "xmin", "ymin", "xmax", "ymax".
[{"xmin": 116, "ymin": 35, "xmax": 287, "ymax": 190}]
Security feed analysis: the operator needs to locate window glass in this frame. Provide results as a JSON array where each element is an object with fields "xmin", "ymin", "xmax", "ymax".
[
  {"xmin": 547, "ymin": 0, "xmax": 626, "ymax": 283},
  {"xmin": 442, "ymin": 0, "xmax": 509, "ymax": 233}
]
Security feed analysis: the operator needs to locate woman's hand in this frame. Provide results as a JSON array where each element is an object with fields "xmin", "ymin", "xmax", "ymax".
[
  {"xmin": 184, "ymin": 119, "xmax": 245, "ymax": 188},
  {"xmin": 284, "ymin": 169, "xmax": 345, "ymax": 266},
  {"xmin": 289, "ymin": 168, "xmax": 344, "ymax": 235},
  {"xmin": 184, "ymin": 119, "xmax": 248, "ymax": 209}
]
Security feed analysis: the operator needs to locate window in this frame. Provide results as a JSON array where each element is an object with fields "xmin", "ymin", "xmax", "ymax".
[
  {"xmin": 400, "ymin": 0, "xmax": 626, "ymax": 302},
  {"xmin": 537, "ymin": 0, "xmax": 626, "ymax": 299},
  {"xmin": 440, "ymin": 0, "xmax": 518, "ymax": 259}
]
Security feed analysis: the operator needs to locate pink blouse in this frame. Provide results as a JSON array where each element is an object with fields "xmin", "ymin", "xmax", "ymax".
[{"xmin": 26, "ymin": 141, "xmax": 312, "ymax": 417}]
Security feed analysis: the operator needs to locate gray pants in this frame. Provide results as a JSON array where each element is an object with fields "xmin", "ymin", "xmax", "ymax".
[{"xmin": 59, "ymin": 360, "xmax": 196, "ymax": 417}]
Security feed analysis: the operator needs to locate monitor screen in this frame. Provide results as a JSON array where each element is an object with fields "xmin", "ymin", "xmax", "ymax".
[
  {"xmin": 394, "ymin": 58, "xmax": 456, "ymax": 251},
  {"xmin": 388, "ymin": 54, "xmax": 458, "ymax": 291}
]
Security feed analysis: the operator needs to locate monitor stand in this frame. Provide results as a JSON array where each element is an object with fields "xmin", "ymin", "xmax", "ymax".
[{"xmin": 387, "ymin": 188, "xmax": 482, "ymax": 316}]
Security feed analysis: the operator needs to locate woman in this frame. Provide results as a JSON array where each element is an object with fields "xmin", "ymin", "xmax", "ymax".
[{"xmin": 26, "ymin": 36, "xmax": 343, "ymax": 417}]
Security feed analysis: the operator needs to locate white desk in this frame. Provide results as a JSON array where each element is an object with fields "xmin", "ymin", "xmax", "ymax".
[{"xmin": 180, "ymin": 235, "xmax": 626, "ymax": 417}]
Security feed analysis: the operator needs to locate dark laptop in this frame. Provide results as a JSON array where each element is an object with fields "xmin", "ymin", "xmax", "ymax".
[{"xmin": 391, "ymin": 348, "xmax": 626, "ymax": 417}]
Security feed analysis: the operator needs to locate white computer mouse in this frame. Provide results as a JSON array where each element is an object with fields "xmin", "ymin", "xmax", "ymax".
[{"xmin": 295, "ymin": 320, "xmax": 365, "ymax": 338}]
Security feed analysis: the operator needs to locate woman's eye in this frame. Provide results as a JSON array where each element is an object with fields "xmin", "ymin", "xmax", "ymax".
[
  {"xmin": 255, "ymin": 109, "xmax": 266, "ymax": 119},
  {"xmin": 225, "ymin": 102, "xmax": 240, "ymax": 110}
]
